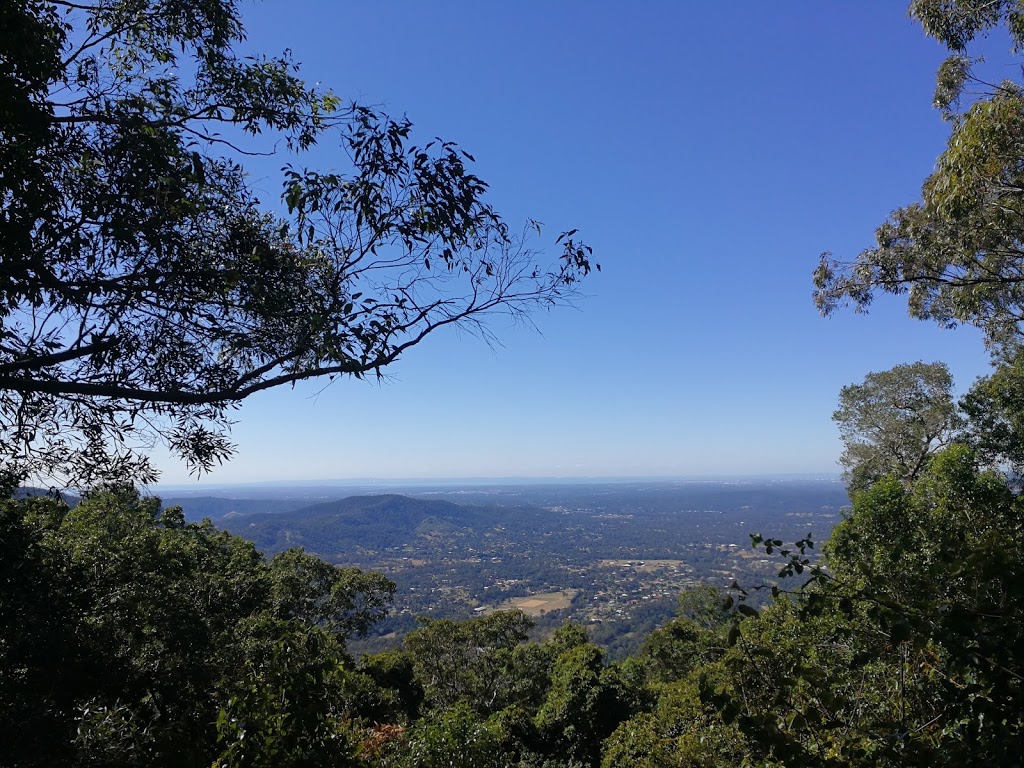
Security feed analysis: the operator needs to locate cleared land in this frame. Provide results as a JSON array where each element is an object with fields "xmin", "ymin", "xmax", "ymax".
[
  {"xmin": 497, "ymin": 589, "xmax": 579, "ymax": 616},
  {"xmin": 599, "ymin": 559, "xmax": 691, "ymax": 573}
]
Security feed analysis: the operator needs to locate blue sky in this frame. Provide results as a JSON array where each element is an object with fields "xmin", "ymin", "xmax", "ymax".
[{"xmin": 157, "ymin": 2, "xmax": 997, "ymax": 485}]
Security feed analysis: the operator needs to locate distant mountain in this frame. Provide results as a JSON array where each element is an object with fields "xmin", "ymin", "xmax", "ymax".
[
  {"xmin": 218, "ymin": 494, "xmax": 506, "ymax": 559},
  {"xmin": 161, "ymin": 495, "xmax": 313, "ymax": 521},
  {"xmin": 207, "ymin": 482, "xmax": 851, "ymax": 578}
]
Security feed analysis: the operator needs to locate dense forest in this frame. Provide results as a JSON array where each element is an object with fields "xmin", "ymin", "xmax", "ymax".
[{"xmin": 4, "ymin": 0, "xmax": 1024, "ymax": 765}]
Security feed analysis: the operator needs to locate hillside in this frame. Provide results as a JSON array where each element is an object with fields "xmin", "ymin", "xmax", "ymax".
[
  {"xmin": 160, "ymin": 495, "xmax": 312, "ymax": 521},
  {"xmin": 219, "ymin": 493, "xmax": 513, "ymax": 559}
]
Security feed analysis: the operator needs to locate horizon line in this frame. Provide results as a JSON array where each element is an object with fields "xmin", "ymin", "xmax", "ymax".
[{"xmin": 152, "ymin": 471, "xmax": 843, "ymax": 492}]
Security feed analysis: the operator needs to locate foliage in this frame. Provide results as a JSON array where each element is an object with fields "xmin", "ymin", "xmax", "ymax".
[
  {"xmin": 534, "ymin": 643, "xmax": 631, "ymax": 766},
  {"xmin": 596, "ymin": 446, "xmax": 1024, "ymax": 766},
  {"xmin": 403, "ymin": 610, "xmax": 537, "ymax": 715},
  {"xmin": 358, "ymin": 616, "xmax": 636, "ymax": 767},
  {"xmin": 814, "ymin": 2, "xmax": 1024, "ymax": 352},
  {"xmin": 377, "ymin": 703, "xmax": 511, "ymax": 768},
  {"xmin": 807, "ymin": 9, "xmax": 1024, "ymax": 756},
  {"xmin": 0, "ymin": 0, "xmax": 596, "ymax": 486},
  {"xmin": 813, "ymin": 48, "xmax": 1024, "ymax": 740},
  {"xmin": 213, "ymin": 617, "xmax": 362, "ymax": 768},
  {"xmin": 823, "ymin": 447, "xmax": 1024, "ymax": 761},
  {"xmin": 960, "ymin": 347, "xmax": 1024, "ymax": 472},
  {"xmin": 269, "ymin": 548, "xmax": 395, "ymax": 638},
  {"xmin": 358, "ymin": 650, "xmax": 424, "ymax": 724},
  {"xmin": 727, "ymin": 447, "xmax": 1024, "ymax": 765},
  {"xmin": 832, "ymin": 361, "xmax": 961, "ymax": 491},
  {"xmin": 602, "ymin": 678, "xmax": 747, "ymax": 768},
  {"xmin": 0, "ymin": 486, "xmax": 394, "ymax": 766},
  {"xmin": 7, "ymin": 459, "xmax": 1024, "ymax": 766}
]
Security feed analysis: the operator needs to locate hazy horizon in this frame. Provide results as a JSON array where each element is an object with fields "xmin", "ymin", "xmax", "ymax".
[{"xmin": 152, "ymin": 471, "xmax": 843, "ymax": 494}]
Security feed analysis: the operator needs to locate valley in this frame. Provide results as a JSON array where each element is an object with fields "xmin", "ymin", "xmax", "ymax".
[{"xmin": 166, "ymin": 478, "xmax": 848, "ymax": 657}]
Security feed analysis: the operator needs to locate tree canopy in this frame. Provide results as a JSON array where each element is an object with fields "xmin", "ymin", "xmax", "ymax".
[
  {"xmin": 833, "ymin": 361, "xmax": 961, "ymax": 492},
  {"xmin": 0, "ymin": 486, "xmax": 396, "ymax": 766},
  {"xmin": 0, "ymin": 0, "xmax": 597, "ymax": 486},
  {"xmin": 813, "ymin": 1, "xmax": 1024, "ymax": 352}
]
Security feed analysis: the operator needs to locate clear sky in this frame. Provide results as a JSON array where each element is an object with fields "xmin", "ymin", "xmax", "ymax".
[{"xmin": 156, "ymin": 1, "xmax": 998, "ymax": 486}]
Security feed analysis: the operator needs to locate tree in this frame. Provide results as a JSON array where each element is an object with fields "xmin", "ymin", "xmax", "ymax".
[
  {"xmin": 403, "ymin": 610, "xmax": 535, "ymax": 715},
  {"xmin": 0, "ymin": 485, "xmax": 395, "ymax": 766},
  {"xmin": 535, "ymin": 643, "xmax": 630, "ymax": 766},
  {"xmin": 832, "ymin": 361, "xmax": 961, "ymax": 491},
  {"xmin": 358, "ymin": 649, "xmax": 424, "ymax": 724},
  {"xmin": 813, "ymin": 2, "xmax": 1024, "ymax": 352},
  {"xmin": 379, "ymin": 703, "xmax": 511, "ymax": 768},
  {"xmin": 821, "ymin": 447, "xmax": 1024, "ymax": 763},
  {"xmin": 808, "ymin": 11, "xmax": 1024, "ymax": 750},
  {"xmin": 960, "ymin": 347, "xmax": 1024, "ymax": 473},
  {"xmin": 268, "ymin": 547, "xmax": 395, "ymax": 639},
  {"xmin": 602, "ymin": 677, "xmax": 748, "ymax": 768},
  {"xmin": 0, "ymin": 0, "xmax": 597, "ymax": 486}
]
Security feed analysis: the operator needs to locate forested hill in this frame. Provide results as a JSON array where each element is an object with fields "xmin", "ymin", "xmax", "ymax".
[
  {"xmin": 218, "ymin": 493, "xmax": 512, "ymax": 556},
  {"xmin": 209, "ymin": 483, "xmax": 848, "ymax": 563},
  {"xmin": 160, "ymin": 495, "xmax": 313, "ymax": 520}
]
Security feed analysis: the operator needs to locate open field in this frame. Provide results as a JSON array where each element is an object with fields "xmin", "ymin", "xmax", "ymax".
[
  {"xmin": 599, "ymin": 559, "xmax": 691, "ymax": 573},
  {"xmin": 498, "ymin": 589, "xmax": 579, "ymax": 616}
]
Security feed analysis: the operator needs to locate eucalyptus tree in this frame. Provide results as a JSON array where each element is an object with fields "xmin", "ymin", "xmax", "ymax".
[
  {"xmin": 814, "ymin": 1, "xmax": 1024, "ymax": 352},
  {"xmin": 833, "ymin": 362, "xmax": 962, "ymax": 492},
  {"xmin": 0, "ymin": 0, "xmax": 596, "ymax": 486}
]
